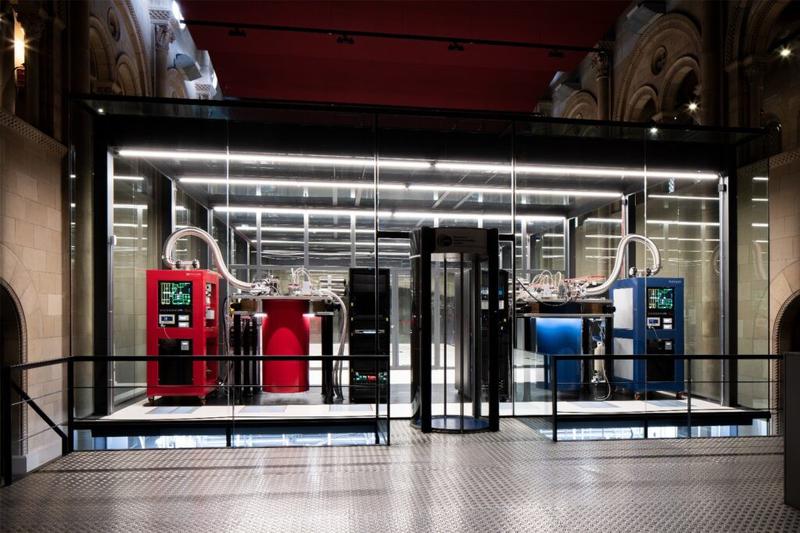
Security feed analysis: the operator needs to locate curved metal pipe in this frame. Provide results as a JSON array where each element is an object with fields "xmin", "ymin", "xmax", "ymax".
[
  {"xmin": 163, "ymin": 227, "xmax": 349, "ymax": 359},
  {"xmin": 162, "ymin": 227, "xmax": 256, "ymax": 292},
  {"xmin": 583, "ymin": 233, "xmax": 661, "ymax": 296}
]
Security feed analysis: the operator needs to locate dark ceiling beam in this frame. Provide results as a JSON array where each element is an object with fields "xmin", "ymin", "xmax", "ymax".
[{"xmin": 181, "ymin": 19, "xmax": 604, "ymax": 54}]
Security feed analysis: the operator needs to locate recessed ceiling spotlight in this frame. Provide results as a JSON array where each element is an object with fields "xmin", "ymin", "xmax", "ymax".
[
  {"xmin": 687, "ymin": 101, "xmax": 698, "ymax": 112},
  {"xmin": 779, "ymin": 46, "xmax": 792, "ymax": 58},
  {"xmin": 649, "ymin": 126, "xmax": 659, "ymax": 135},
  {"xmin": 97, "ymin": 108, "xmax": 105, "ymax": 114},
  {"xmin": 336, "ymin": 34, "xmax": 354, "ymax": 45}
]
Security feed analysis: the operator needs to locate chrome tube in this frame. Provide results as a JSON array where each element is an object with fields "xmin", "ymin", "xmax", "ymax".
[
  {"xmin": 583, "ymin": 233, "xmax": 661, "ymax": 296},
  {"xmin": 162, "ymin": 227, "xmax": 254, "ymax": 292}
]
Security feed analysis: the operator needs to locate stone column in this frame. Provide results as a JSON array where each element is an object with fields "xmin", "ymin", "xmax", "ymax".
[
  {"xmin": 153, "ymin": 22, "xmax": 174, "ymax": 97},
  {"xmin": 701, "ymin": 0, "xmax": 721, "ymax": 126},
  {"xmin": 743, "ymin": 60, "xmax": 766, "ymax": 128},
  {"xmin": 68, "ymin": 0, "xmax": 94, "ymax": 418},
  {"xmin": 591, "ymin": 50, "xmax": 611, "ymax": 120}
]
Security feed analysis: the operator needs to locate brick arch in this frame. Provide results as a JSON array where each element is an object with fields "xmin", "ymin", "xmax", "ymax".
[{"xmin": 614, "ymin": 13, "xmax": 701, "ymax": 120}]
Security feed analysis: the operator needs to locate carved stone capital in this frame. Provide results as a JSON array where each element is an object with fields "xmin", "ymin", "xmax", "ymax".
[
  {"xmin": 154, "ymin": 23, "xmax": 175, "ymax": 50},
  {"xmin": 591, "ymin": 50, "xmax": 610, "ymax": 78}
]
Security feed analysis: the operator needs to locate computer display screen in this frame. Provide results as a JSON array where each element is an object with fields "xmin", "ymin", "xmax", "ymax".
[
  {"xmin": 647, "ymin": 287, "xmax": 674, "ymax": 310},
  {"xmin": 159, "ymin": 281, "xmax": 192, "ymax": 307}
]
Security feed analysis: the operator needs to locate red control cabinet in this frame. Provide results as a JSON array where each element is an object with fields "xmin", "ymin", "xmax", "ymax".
[
  {"xmin": 146, "ymin": 269, "xmax": 220, "ymax": 401},
  {"xmin": 262, "ymin": 299, "xmax": 310, "ymax": 393}
]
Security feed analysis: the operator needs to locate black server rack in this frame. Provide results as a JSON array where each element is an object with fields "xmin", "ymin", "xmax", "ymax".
[{"xmin": 347, "ymin": 268, "xmax": 390, "ymax": 403}]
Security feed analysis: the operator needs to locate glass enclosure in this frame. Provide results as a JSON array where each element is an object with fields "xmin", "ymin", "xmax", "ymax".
[{"xmin": 69, "ymin": 97, "xmax": 771, "ymax": 442}]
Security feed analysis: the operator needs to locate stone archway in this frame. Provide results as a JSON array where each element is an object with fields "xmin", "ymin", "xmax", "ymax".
[
  {"xmin": 0, "ymin": 279, "xmax": 27, "ymax": 478},
  {"xmin": 660, "ymin": 56, "xmax": 700, "ymax": 123},
  {"xmin": 771, "ymin": 288, "xmax": 800, "ymax": 434},
  {"xmin": 625, "ymin": 85, "xmax": 659, "ymax": 122},
  {"xmin": 614, "ymin": 13, "xmax": 701, "ymax": 120},
  {"xmin": 562, "ymin": 90, "xmax": 598, "ymax": 120}
]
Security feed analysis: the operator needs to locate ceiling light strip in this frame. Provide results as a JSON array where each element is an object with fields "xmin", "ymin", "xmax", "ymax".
[
  {"xmin": 648, "ymin": 194, "xmax": 718, "ymax": 201},
  {"xmin": 121, "ymin": 148, "xmax": 718, "ymax": 181}
]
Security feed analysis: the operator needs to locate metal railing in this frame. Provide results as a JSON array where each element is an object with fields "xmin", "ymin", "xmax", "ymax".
[
  {"xmin": 2, "ymin": 353, "xmax": 390, "ymax": 486},
  {"xmin": 549, "ymin": 353, "xmax": 781, "ymax": 442}
]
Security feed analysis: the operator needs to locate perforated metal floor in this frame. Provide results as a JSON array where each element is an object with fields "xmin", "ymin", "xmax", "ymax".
[{"xmin": 1, "ymin": 419, "xmax": 798, "ymax": 532}]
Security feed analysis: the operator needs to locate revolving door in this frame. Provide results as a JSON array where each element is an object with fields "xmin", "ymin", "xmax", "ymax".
[{"xmin": 410, "ymin": 227, "xmax": 500, "ymax": 433}]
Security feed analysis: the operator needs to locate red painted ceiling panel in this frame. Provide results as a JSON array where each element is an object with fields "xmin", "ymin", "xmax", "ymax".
[{"xmin": 182, "ymin": 0, "xmax": 626, "ymax": 111}]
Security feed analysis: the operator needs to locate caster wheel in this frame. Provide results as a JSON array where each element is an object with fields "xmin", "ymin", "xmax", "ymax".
[
  {"xmin": 634, "ymin": 393, "xmax": 642, "ymax": 401},
  {"xmin": 147, "ymin": 397, "xmax": 156, "ymax": 406}
]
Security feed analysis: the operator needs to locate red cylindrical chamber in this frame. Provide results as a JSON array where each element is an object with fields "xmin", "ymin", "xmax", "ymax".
[{"xmin": 262, "ymin": 299, "xmax": 310, "ymax": 393}]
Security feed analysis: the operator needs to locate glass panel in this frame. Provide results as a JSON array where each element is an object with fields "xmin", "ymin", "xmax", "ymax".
[
  {"xmin": 110, "ymin": 158, "xmax": 157, "ymax": 407},
  {"xmin": 377, "ymin": 114, "xmax": 512, "ymax": 420}
]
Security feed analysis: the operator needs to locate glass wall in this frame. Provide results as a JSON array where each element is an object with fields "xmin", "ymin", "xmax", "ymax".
[{"xmin": 71, "ymin": 98, "xmax": 770, "ymax": 439}]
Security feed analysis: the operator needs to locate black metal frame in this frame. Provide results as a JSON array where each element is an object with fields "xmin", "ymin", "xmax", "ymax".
[
  {"xmin": 1, "ymin": 353, "xmax": 390, "ymax": 486},
  {"xmin": 410, "ymin": 227, "xmax": 500, "ymax": 433},
  {"xmin": 180, "ymin": 18, "xmax": 606, "ymax": 54},
  {"xmin": 549, "ymin": 353, "xmax": 781, "ymax": 442},
  {"xmin": 787, "ymin": 352, "xmax": 799, "ymax": 510}
]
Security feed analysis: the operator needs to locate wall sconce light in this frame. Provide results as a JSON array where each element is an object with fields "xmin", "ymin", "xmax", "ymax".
[
  {"xmin": 13, "ymin": 14, "xmax": 25, "ymax": 87},
  {"xmin": 779, "ymin": 46, "xmax": 792, "ymax": 58},
  {"xmin": 687, "ymin": 101, "xmax": 698, "ymax": 112}
]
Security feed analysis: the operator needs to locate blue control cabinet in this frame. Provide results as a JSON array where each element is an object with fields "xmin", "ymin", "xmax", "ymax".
[
  {"xmin": 535, "ymin": 317, "xmax": 583, "ymax": 392},
  {"xmin": 611, "ymin": 277, "xmax": 684, "ymax": 395}
]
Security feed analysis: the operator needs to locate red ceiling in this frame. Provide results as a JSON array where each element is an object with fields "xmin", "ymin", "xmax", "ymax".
[{"xmin": 182, "ymin": 1, "xmax": 627, "ymax": 112}]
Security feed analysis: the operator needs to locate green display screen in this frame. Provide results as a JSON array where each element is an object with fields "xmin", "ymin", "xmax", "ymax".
[
  {"xmin": 160, "ymin": 281, "xmax": 192, "ymax": 307},
  {"xmin": 647, "ymin": 287, "xmax": 674, "ymax": 310}
]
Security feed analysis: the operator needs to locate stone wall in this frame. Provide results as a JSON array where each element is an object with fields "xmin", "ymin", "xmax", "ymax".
[{"xmin": 0, "ymin": 109, "xmax": 68, "ymax": 471}]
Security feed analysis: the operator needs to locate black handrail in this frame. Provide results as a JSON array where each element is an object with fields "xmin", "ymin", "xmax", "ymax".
[
  {"xmin": 2, "ymin": 353, "xmax": 391, "ymax": 486},
  {"xmin": 547, "ymin": 353, "xmax": 783, "ymax": 442}
]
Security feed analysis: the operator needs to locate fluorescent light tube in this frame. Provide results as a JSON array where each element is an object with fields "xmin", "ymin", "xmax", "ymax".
[
  {"xmin": 433, "ymin": 161, "xmax": 510, "ymax": 173},
  {"xmin": 181, "ymin": 177, "xmax": 405, "ymax": 191},
  {"xmin": 585, "ymin": 217, "xmax": 621, "ymax": 224},
  {"xmin": 515, "ymin": 165, "xmax": 719, "ymax": 181},
  {"xmin": 648, "ymin": 194, "xmax": 718, "ymax": 201},
  {"xmin": 517, "ymin": 188, "xmax": 622, "ymax": 198},
  {"xmin": 119, "ymin": 149, "xmax": 430, "ymax": 169},
  {"xmin": 646, "ymin": 220, "xmax": 720, "ymax": 227},
  {"xmin": 236, "ymin": 225, "xmax": 375, "ymax": 235},
  {"xmin": 218, "ymin": 205, "xmax": 562, "ymax": 222}
]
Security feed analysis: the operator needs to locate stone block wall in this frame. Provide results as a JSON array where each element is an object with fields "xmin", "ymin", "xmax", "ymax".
[{"xmin": 0, "ymin": 109, "xmax": 68, "ymax": 471}]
